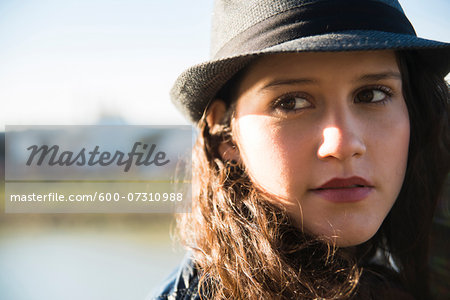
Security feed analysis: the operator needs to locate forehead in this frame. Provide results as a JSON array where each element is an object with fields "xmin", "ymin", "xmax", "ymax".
[{"xmin": 235, "ymin": 50, "xmax": 399, "ymax": 92}]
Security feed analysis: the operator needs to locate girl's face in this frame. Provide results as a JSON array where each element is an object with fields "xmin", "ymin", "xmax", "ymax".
[{"xmin": 231, "ymin": 51, "xmax": 410, "ymax": 247}]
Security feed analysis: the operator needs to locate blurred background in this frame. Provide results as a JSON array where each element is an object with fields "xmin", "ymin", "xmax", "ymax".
[{"xmin": 0, "ymin": 0, "xmax": 449, "ymax": 299}]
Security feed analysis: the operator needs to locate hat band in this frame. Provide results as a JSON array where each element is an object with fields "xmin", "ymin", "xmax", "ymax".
[{"xmin": 214, "ymin": 0, "xmax": 416, "ymax": 59}]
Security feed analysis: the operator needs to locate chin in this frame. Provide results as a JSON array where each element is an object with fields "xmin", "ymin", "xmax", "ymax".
[
  {"xmin": 312, "ymin": 223, "xmax": 380, "ymax": 247},
  {"xmin": 333, "ymin": 228, "xmax": 379, "ymax": 247},
  {"xmin": 335, "ymin": 236, "xmax": 372, "ymax": 247}
]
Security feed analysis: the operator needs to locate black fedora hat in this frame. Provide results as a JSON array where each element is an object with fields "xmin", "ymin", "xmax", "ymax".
[{"xmin": 171, "ymin": 0, "xmax": 450, "ymax": 124}]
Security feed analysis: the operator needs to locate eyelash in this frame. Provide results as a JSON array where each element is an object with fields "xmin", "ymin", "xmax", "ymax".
[
  {"xmin": 271, "ymin": 85, "xmax": 394, "ymax": 114},
  {"xmin": 354, "ymin": 85, "xmax": 394, "ymax": 105},
  {"xmin": 271, "ymin": 92, "xmax": 313, "ymax": 113}
]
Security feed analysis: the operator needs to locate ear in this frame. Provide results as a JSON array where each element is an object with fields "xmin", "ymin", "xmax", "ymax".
[
  {"xmin": 206, "ymin": 100, "xmax": 240, "ymax": 162},
  {"xmin": 206, "ymin": 100, "xmax": 227, "ymax": 131}
]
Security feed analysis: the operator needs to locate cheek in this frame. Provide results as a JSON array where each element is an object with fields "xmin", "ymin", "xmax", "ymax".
[
  {"xmin": 235, "ymin": 116, "xmax": 313, "ymax": 199},
  {"xmin": 235, "ymin": 116, "xmax": 286, "ymax": 194},
  {"xmin": 370, "ymin": 104, "xmax": 410, "ymax": 194}
]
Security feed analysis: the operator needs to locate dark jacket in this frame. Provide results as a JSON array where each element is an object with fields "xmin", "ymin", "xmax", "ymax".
[
  {"xmin": 148, "ymin": 252, "xmax": 416, "ymax": 300},
  {"xmin": 149, "ymin": 252, "xmax": 201, "ymax": 300}
]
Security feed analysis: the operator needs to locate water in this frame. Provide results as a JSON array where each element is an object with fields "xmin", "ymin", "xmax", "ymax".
[{"xmin": 0, "ymin": 220, "xmax": 185, "ymax": 300}]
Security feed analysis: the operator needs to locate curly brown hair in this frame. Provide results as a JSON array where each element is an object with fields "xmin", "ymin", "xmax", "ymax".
[{"xmin": 176, "ymin": 50, "xmax": 450, "ymax": 300}]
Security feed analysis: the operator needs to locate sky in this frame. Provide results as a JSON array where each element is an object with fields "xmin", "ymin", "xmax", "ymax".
[{"xmin": 0, "ymin": 0, "xmax": 449, "ymax": 130}]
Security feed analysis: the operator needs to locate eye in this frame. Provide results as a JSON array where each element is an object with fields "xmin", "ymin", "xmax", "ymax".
[
  {"xmin": 272, "ymin": 93, "xmax": 312, "ymax": 112},
  {"xmin": 355, "ymin": 87, "xmax": 392, "ymax": 104}
]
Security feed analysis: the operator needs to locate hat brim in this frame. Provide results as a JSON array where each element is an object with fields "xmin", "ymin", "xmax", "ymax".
[{"xmin": 171, "ymin": 30, "xmax": 450, "ymax": 124}]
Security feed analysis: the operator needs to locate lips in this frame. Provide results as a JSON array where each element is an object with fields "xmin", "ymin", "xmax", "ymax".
[
  {"xmin": 312, "ymin": 176, "xmax": 373, "ymax": 203},
  {"xmin": 316, "ymin": 177, "xmax": 373, "ymax": 190}
]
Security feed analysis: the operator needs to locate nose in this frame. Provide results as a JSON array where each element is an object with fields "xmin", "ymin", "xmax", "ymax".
[{"xmin": 317, "ymin": 124, "xmax": 366, "ymax": 161}]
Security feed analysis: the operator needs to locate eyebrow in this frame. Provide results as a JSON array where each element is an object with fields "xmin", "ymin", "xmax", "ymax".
[
  {"xmin": 259, "ymin": 71, "xmax": 402, "ymax": 91},
  {"xmin": 355, "ymin": 71, "xmax": 402, "ymax": 82},
  {"xmin": 261, "ymin": 78, "xmax": 317, "ymax": 90}
]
